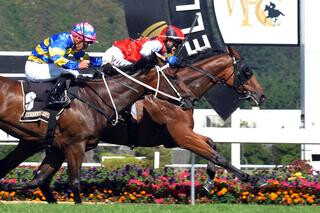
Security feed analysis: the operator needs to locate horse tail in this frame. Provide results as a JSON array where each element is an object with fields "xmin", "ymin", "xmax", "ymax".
[{"xmin": 281, "ymin": 12, "xmax": 285, "ymax": 16}]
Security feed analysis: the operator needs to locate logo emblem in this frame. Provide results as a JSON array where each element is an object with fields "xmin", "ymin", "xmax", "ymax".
[{"xmin": 264, "ymin": 2, "xmax": 285, "ymax": 24}]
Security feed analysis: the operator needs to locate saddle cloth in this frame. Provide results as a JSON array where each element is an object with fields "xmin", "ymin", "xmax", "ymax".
[{"xmin": 19, "ymin": 80, "xmax": 64, "ymax": 123}]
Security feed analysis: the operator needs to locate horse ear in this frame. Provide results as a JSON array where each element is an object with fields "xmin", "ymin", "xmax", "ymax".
[{"xmin": 227, "ymin": 46, "xmax": 241, "ymax": 60}]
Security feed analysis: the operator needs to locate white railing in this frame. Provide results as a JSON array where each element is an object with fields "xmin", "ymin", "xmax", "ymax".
[{"xmin": 1, "ymin": 108, "xmax": 320, "ymax": 170}]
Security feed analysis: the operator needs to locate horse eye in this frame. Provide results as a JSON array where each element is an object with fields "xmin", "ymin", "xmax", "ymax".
[{"xmin": 243, "ymin": 66, "xmax": 252, "ymax": 76}]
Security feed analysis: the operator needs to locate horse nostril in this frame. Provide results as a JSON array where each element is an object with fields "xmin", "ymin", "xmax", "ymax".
[{"xmin": 260, "ymin": 95, "xmax": 266, "ymax": 104}]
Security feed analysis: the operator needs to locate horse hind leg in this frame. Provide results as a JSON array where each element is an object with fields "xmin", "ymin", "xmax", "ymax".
[
  {"xmin": 2, "ymin": 147, "xmax": 65, "ymax": 203},
  {"xmin": 0, "ymin": 140, "xmax": 43, "ymax": 179},
  {"xmin": 37, "ymin": 148, "xmax": 65, "ymax": 203}
]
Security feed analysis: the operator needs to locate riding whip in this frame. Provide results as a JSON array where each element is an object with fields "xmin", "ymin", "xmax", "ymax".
[{"xmin": 176, "ymin": 14, "xmax": 199, "ymax": 57}]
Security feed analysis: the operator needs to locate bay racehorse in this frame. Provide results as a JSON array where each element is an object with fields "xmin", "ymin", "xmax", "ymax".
[
  {"xmin": 0, "ymin": 64, "xmax": 186, "ymax": 202},
  {"xmin": 0, "ymin": 47, "xmax": 266, "ymax": 203},
  {"xmin": 103, "ymin": 47, "xmax": 266, "ymax": 192}
]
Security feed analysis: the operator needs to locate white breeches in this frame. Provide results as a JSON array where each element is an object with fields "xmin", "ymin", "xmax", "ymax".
[
  {"xmin": 25, "ymin": 61, "xmax": 80, "ymax": 82},
  {"xmin": 102, "ymin": 46, "xmax": 133, "ymax": 67}
]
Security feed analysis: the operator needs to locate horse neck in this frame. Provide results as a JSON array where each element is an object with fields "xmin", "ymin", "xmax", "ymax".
[{"xmin": 178, "ymin": 54, "xmax": 234, "ymax": 98}]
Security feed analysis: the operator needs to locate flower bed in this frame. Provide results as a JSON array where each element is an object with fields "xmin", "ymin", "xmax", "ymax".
[{"xmin": 0, "ymin": 160, "xmax": 319, "ymax": 205}]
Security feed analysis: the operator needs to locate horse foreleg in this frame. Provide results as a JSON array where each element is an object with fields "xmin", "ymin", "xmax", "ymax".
[
  {"xmin": 176, "ymin": 132, "xmax": 266, "ymax": 189},
  {"xmin": 202, "ymin": 137, "xmax": 216, "ymax": 193},
  {"xmin": 0, "ymin": 140, "xmax": 42, "ymax": 179},
  {"xmin": 65, "ymin": 143, "xmax": 85, "ymax": 204},
  {"xmin": 203, "ymin": 161, "xmax": 216, "ymax": 193},
  {"xmin": 208, "ymin": 144, "xmax": 267, "ymax": 189}
]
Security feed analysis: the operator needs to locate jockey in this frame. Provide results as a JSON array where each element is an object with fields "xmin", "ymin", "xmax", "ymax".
[
  {"xmin": 102, "ymin": 25, "xmax": 185, "ymax": 71},
  {"xmin": 25, "ymin": 22, "xmax": 102, "ymax": 108}
]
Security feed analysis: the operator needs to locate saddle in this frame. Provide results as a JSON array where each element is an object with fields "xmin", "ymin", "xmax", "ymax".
[{"xmin": 19, "ymin": 80, "xmax": 75, "ymax": 123}]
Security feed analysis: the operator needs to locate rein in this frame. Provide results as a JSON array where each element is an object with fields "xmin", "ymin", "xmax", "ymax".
[
  {"xmin": 112, "ymin": 65, "xmax": 183, "ymax": 102},
  {"xmin": 72, "ymin": 64, "xmax": 183, "ymax": 125},
  {"xmin": 185, "ymin": 54, "xmax": 237, "ymax": 86}
]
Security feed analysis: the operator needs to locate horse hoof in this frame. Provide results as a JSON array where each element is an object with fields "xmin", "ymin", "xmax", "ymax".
[
  {"xmin": 0, "ymin": 183, "xmax": 12, "ymax": 191},
  {"xmin": 252, "ymin": 177, "xmax": 268, "ymax": 189},
  {"xmin": 203, "ymin": 180, "xmax": 214, "ymax": 193}
]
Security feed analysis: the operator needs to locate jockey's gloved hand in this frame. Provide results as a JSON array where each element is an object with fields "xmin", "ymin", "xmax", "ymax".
[
  {"xmin": 102, "ymin": 63, "xmax": 117, "ymax": 76},
  {"xmin": 166, "ymin": 56, "xmax": 181, "ymax": 67}
]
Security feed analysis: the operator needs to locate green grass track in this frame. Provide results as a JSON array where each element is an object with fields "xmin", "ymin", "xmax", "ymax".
[{"xmin": 0, "ymin": 203, "xmax": 319, "ymax": 213}]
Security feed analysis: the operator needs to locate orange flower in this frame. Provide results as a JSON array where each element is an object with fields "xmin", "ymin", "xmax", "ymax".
[
  {"xmin": 217, "ymin": 187, "xmax": 228, "ymax": 196},
  {"xmin": 69, "ymin": 198, "xmax": 74, "ymax": 202},
  {"xmin": 108, "ymin": 190, "xmax": 112, "ymax": 194},
  {"xmin": 129, "ymin": 194, "xmax": 136, "ymax": 200},
  {"xmin": 293, "ymin": 198, "xmax": 300, "ymax": 204},
  {"xmin": 242, "ymin": 195, "xmax": 247, "ymax": 200},
  {"xmin": 242, "ymin": 191, "xmax": 249, "ymax": 196},
  {"xmin": 9, "ymin": 191, "xmax": 16, "ymax": 197},
  {"xmin": 69, "ymin": 193, "xmax": 74, "ymax": 197},
  {"xmin": 89, "ymin": 193, "xmax": 94, "ymax": 199},
  {"xmin": 269, "ymin": 192, "xmax": 278, "ymax": 201},
  {"xmin": 2, "ymin": 192, "xmax": 9, "ymax": 198},
  {"xmin": 97, "ymin": 194, "xmax": 104, "ymax": 200},
  {"xmin": 140, "ymin": 191, "xmax": 146, "ymax": 195},
  {"xmin": 306, "ymin": 197, "xmax": 314, "ymax": 203}
]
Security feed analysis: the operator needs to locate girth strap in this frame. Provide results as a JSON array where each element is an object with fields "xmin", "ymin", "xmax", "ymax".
[{"xmin": 44, "ymin": 109, "xmax": 59, "ymax": 150}]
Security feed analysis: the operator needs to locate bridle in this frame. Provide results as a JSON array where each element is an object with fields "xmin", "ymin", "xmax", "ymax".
[{"xmin": 184, "ymin": 53, "xmax": 254, "ymax": 99}]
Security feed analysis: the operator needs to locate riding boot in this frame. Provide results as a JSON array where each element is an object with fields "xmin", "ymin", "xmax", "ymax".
[{"xmin": 47, "ymin": 77, "xmax": 71, "ymax": 108}]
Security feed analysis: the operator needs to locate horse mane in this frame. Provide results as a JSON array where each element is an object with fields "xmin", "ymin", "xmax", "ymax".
[{"xmin": 180, "ymin": 48, "xmax": 226, "ymax": 65}]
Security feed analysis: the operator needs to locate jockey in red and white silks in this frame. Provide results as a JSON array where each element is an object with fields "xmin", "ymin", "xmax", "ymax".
[{"xmin": 102, "ymin": 25, "xmax": 185, "ymax": 67}]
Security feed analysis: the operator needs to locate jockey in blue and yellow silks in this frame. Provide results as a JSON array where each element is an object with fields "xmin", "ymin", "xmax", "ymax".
[
  {"xmin": 27, "ymin": 32, "xmax": 101, "ymax": 70},
  {"xmin": 25, "ymin": 22, "xmax": 102, "ymax": 108}
]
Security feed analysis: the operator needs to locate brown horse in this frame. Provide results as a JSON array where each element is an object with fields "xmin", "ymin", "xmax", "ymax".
[
  {"xmin": 0, "ymin": 47, "xmax": 266, "ymax": 203},
  {"xmin": 0, "ymin": 65, "xmax": 185, "ymax": 203},
  {"xmin": 103, "ymin": 47, "xmax": 266, "ymax": 192}
]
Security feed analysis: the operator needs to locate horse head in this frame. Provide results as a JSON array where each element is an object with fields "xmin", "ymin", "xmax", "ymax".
[
  {"xmin": 176, "ymin": 47, "xmax": 265, "ymax": 107},
  {"xmin": 227, "ymin": 47, "xmax": 265, "ymax": 106}
]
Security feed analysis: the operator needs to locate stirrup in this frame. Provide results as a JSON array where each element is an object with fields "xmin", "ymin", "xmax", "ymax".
[{"xmin": 47, "ymin": 96, "xmax": 71, "ymax": 108}]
